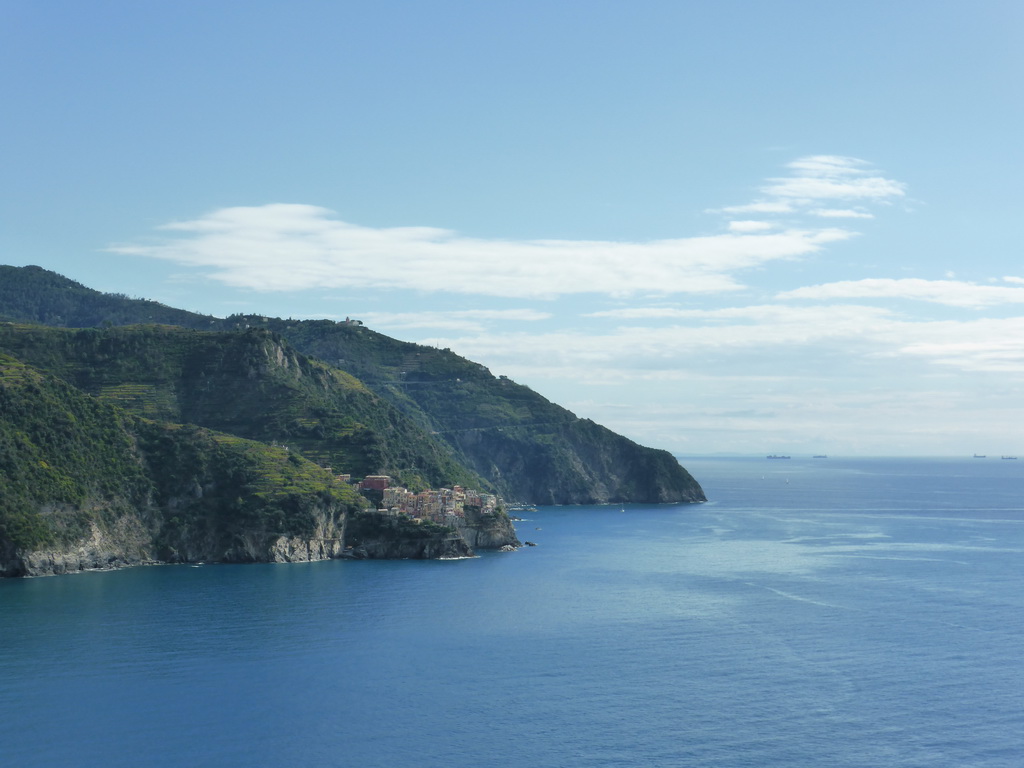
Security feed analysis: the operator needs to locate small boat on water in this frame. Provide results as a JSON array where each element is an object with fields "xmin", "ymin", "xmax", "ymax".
[
  {"xmin": 1001, "ymin": 456, "xmax": 1018, "ymax": 460},
  {"xmin": 766, "ymin": 455, "xmax": 791, "ymax": 459}
]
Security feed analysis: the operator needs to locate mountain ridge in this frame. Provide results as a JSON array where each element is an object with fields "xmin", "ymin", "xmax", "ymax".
[{"xmin": 0, "ymin": 264, "xmax": 705, "ymax": 506}]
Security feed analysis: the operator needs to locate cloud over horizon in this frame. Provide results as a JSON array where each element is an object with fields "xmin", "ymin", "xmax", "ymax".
[
  {"xmin": 777, "ymin": 278, "xmax": 1024, "ymax": 308},
  {"xmin": 427, "ymin": 304, "xmax": 1024, "ymax": 382}
]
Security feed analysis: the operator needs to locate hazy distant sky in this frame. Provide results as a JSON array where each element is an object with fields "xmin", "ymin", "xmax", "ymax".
[{"xmin": 3, "ymin": 0, "xmax": 1023, "ymax": 456}]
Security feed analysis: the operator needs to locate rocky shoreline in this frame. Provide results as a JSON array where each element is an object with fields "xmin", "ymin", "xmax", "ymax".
[{"xmin": 1, "ymin": 507, "xmax": 521, "ymax": 577}]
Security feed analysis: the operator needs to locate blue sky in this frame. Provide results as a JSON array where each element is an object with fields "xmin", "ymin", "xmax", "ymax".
[{"xmin": 3, "ymin": 0, "xmax": 1023, "ymax": 456}]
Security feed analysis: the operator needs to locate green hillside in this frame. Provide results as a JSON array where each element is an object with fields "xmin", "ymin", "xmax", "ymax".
[
  {"xmin": 0, "ymin": 352, "xmax": 362, "ymax": 574},
  {"xmin": 0, "ymin": 352, "xmax": 151, "ymax": 550},
  {"xmin": 0, "ymin": 264, "xmax": 213, "ymax": 328},
  {"xmin": 0, "ymin": 264, "xmax": 705, "ymax": 505},
  {"xmin": 0, "ymin": 322, "xmax": 480, "ymax": 492}
]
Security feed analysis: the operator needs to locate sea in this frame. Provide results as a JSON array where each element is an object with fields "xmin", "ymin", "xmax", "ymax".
[{"xmin": 2, "ymin": 456, "xmax": 1023, "ymax": 767}]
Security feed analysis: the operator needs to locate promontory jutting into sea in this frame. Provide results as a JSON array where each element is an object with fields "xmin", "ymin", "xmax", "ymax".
[{"xmin": 0, "ymin": 265, "xmax": 704, "ymax": 576}]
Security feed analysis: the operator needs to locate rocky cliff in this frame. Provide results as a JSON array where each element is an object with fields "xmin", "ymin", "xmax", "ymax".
[
  {"xmin": 3, "ymin": 510, "xmax": 157, "ymax": 577},
  {"xmin": 454, "ymin": 506, "xmax": 522, "ymax": 550},
  {"xmin": 342, "ymin": 512, "xmax": 475, "ymax": 559},
  {"xmin": 3, "ymin": 502, "xmax": 352, "ymax": 577}
]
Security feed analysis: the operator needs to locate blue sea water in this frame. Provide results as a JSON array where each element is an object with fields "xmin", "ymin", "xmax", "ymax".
[{"xmin": 2, "ymin": 457, "xmax": 1024, "ymax": 767}]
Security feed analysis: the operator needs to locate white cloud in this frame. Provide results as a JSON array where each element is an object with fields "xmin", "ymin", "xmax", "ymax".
[
  {"xmin": 429, "ymin": 303, "xmax": 1024, "ymax": 381},
  {"xmin": 810, "ymin": 208, "xmax": 875, "ymax": 219},
  {"xmin": 108, "ymin": 157, "xmax": 906, "ymax": 302},
  {"xmin": 586, "ymin": 307, "xmax": 699, "ymax": 320},
  {"xmin": 711, "ymin": 155, "xmax": 903, "ymax": 220},
  {"xmin": 357, "ymin": 308, "xmax": 551, "ymax": 332},
  {"xmin": 586, "ymin": 303, "xmax": 895, "ymax": 327},
  {"xmin": 762, "ymin": 155, "xmax": 906, "ymax": 201},
  {"xmin": 786, "ymin": 155, "xmax": 873, "ymax": 177},
  {"xmin": 899, "ymin": 338, "xmax": 1024, "ymax": 371},
  {"xmin": 428, "ymin": 304, "xmax": 895, "ymax": 373},
  {"xmin": 728, "ymin": 220, "xmax": 776, "ymax": 232},
  {"xmin": 718, "ymin": 201, "xmax": 795, "ymax": 214},
  {"xmin": 892, "ymin": 317, "xmax": 1024, "ymax": 372},
  {"xmin": 777, "ymin": 278, "xmax": 1024, "ymax": 309},
  {"xmin": 764, "ymin": 175, "xmax": 905, "ymax": 202},
  {"xmin": 109, "ymin": 203, "xmax": 853, "ymax": 299}
]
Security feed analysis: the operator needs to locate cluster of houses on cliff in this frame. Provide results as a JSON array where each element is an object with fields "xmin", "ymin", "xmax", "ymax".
[{"xmin": 344, "ymin": 474, "xmax": 501, "ymax": 526}]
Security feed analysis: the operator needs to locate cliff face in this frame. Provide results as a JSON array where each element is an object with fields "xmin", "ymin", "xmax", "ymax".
[
  {"xmin": 155, "ymin": 498, "xmax": 348, "ymax": 566},
  {"xmin": 265, "ymin": 513, "xmax": 346, "ymax": 563},
  {"xmin": 3, "ymin": 483, "xmax": 513, "ymax": 576},
  {"xmin": 455, "ymin": 507, "xmax": 521, "ymax": 550},
  {"xmin": 346, "ymin": 535, "xmax": 473, "ymax": 560},
  {"xmin": 4, "ymin": 510, "xmax": 157, "ymax": 577},
  {"xmin": 5, "ymin": 502, "xmax": 349, "ymax": 577},
  {"xmin": 448, "ymin": 417, "xmax": 705, "ymax": 505},
  {"xmin": 342, "ymin": 512, "xmax": 474, "ymax": 559}
]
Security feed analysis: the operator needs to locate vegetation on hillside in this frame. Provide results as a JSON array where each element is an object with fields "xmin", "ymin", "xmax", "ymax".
[
  {"xmin": 0, "ymin": 265, "xmax": 213, "ymax": 328},
  {"xmin": 0, "ymin": 265, "xmax": 706, "ymax": 505},
  {"xmin": 0, "ymin": 353, "xmax": 150, "ymax": 549},
  {"xmin": 0, "ymin": 322, "xmax": 482, "ymax": 491},
  {"xmin": 0, "ymin": 352, "xmax": 366, "ymax": 563},
  {"xmin": 136, "ymin": 422, "xmax": 363, "ymax": 561}
]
